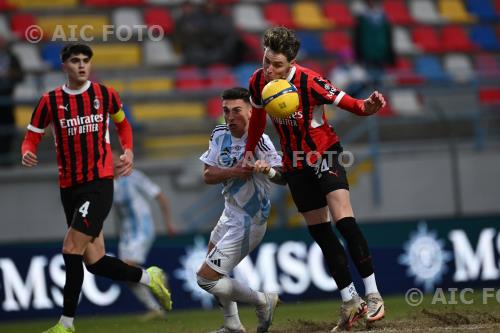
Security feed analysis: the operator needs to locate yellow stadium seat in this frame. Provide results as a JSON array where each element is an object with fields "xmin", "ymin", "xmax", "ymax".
[
  {"xmin": 8, "ymin": 0, "xmax": 77, "ymax": 9},
  {"xmin": 128, "ymin": 78, "xmax": 173, "ymax": 94},
  {"xmin": 91, "ymin": 44, "xmax": 141, "ymax": 68},
  {"xmin": 143, "ymin": 134, "xmax": 208, "ymax": 159},
  {"xmin": 37, "ymin": 16, "xmax": 109, "ymax": 39},
  {"xmin": 131, "ymin": 102, "xmax": 205, "ymax": 121},
  {"xmin": 438, "ymin": 0, "xmax": 475, "ymax": 23},
  {"xmin": 102, "ymin": 80, "xmax": 126, "ymax": 94},
  {"xmin": 292, "ymin": 2, "xmax": 332, "ymax": 29},
  {"xmin": 15, "ymin": 105, "xmax": 33, "ymax": 129}
]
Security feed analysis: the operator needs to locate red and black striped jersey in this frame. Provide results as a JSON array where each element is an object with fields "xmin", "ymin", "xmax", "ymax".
[
  {"xmin": 27, "ymin": 81, "xmax": 122, "ymax": 188},
  {"xmin": 248, "ymin": 64, "xmax": 346, "ymax": 170}
]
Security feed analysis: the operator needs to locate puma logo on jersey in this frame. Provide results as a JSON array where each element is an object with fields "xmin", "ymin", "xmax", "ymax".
[{"xmin": 58, "ymin": 104, "xmax": 69, "ymax": 111}]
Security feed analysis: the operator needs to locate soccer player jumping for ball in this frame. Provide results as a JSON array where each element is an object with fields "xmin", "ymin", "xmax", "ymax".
[
  {"xmin": 21, "ymin": 43, "xmax": 172, "ymax": 333},
  {"xmin": 197, "ymin": 87, "xmax": 285, "ymax": 333},
  {"xmin": 244, "ymin": 27, "xmax": 386, "ymax": 331}
]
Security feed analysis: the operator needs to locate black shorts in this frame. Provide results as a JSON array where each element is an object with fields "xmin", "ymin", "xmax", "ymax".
[
  {"xmin": 286, "ymin": 143, "xmax": 349, "ymax": 213},
  {"xmin": 60, "ymin": 178, "xmax": 113, "ymax": 237}
]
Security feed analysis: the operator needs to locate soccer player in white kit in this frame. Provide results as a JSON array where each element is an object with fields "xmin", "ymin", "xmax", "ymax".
[
  {"xmin": 113, "ymin": 154, "xmax": 174, "ymax": 319},
  {"xmin": 197, "ymin": 88, "xmax": 286, "ymax": 333}
]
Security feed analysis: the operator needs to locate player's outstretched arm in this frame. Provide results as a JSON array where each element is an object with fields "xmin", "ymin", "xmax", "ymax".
[
  {"xmin": 337, "ymin": 90, "xmax": 386, "ymax": 116},
  {"xmin": 254, "ymin": 160, "xmax": 287, "ymax": 185},
  {"xmin": 203, "ymin": 162, "xmax": 253, "ymax": 184}
]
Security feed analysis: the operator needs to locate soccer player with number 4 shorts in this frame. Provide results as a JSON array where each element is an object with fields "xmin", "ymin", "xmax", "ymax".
[
  {"xmin": 244, "ymin": 27, "xmax": 386, "ymax": 331},
  {"xmin": 21, "ymin": 43, "xmax": 172, "ymax": 333},
  {"xmin": 197, "ymin": 87, "xmax": 286, "ymax": 333}
]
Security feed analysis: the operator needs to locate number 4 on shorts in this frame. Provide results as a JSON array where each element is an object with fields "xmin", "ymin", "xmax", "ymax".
[{"xmin": 79, "ymin": 201, "xmax": 90, "ymax": 218}]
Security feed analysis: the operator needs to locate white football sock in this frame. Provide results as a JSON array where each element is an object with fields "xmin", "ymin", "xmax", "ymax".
[
  {"xmin": 340, "ymin": 282, "xmax": 358, "ymax": 302},
  {"xmin": 60, "ymin": 315, "xmax": 74, "ymax": 329},
  {"xmin": 363, "ymin": 273, "xmax": 379, "ymax": 295},
  {"xmin": 139, "ymin": 269, "xmax": 150, "ymax": 285},
  {"xmin": 198, "ymin": 275, "xmax": 266, "ymax": 306},
  {"xmin": 127, "ymin": 282, "xmax": 161, "ymax": 311},
  {"xmin": 220, "ymin": 299, "xmax": 242, "ymax": 330}
]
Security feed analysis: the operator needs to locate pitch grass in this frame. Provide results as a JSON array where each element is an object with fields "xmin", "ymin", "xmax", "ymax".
[{"xmin": 1, "ymin": 292, "xmax": 500, "ymax": 333}]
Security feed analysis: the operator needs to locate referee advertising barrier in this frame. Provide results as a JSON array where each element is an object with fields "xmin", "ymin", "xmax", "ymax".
[{"xmin": 1, "ymin": 216, "xmax": 499, "ymax": 321}]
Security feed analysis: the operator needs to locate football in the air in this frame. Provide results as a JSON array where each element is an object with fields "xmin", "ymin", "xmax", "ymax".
[{"xmin": 261, "ymin": 79, "xmax": 299, "ymax": 118}]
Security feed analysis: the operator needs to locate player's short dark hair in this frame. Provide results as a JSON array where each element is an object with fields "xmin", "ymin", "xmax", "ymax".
[
  {"xmin": 60, "ymin": 43, "xmax": 93, "ymax": 62},
  {"xmin": 263, "ymin": 26, "xmax": 300, "ymax": 61},
  {"xmin": 221, "ymin": 87, "xmax": 250, "ymax": 103}
]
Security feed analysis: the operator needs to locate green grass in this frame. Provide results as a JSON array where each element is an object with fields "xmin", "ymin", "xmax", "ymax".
[{"xmin": 1, "ymin": 293, "xmax": 499, "ymax": 332}]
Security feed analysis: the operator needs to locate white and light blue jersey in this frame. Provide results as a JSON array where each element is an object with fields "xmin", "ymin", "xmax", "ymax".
[
  {"xmin": 113, "ymin": 170, "xmax": 160, "ymax": 244},
  {"xmin": 200, "ymin": 125, "xmax": 282, "ymax": 224}
]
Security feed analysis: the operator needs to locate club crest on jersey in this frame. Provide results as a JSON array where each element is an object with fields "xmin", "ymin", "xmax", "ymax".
[{"xmin": 93, "ymin": 98, "xmax": 100, "ymax": 110}]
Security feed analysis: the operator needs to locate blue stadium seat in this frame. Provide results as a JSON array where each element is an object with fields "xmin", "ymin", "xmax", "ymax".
[
  {"xmin": 466, "ymin": 0, "xmax": 499, "ymax": 21},
  {"xmin": 296, "ymin": 31, "xmax": 326, "ymax": 58},
  {"xmin": 414, "ymin": 55, "xmax": 450, "ymax": 82},
  {"xmin": 470, "ymin": 25, "xmax": 500, "ymax": 51},
  {"xmin": 41, "ymin": 43, "xmax": 63, "ymax": 70},
  {"xmin": 233, "ymin": 63, "xmax": 259, "ymax": 87}
]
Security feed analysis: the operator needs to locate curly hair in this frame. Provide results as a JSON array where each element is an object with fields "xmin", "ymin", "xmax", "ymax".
[{"xmin": 263, "ymin": 26, "xmax": 301, "ymax": 61}]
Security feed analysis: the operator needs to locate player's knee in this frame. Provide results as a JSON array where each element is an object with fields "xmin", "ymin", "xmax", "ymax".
[
  {"xmin": 196, "ymin": 274, "xmax": 218, "ymax": 292},
  {"xmin": 197, "ymin": 274, "xmax": 232, "ymax": 298}
]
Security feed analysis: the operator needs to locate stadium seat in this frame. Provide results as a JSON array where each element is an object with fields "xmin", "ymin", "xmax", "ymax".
[
  {"xmin": 10, "ymin": 13, "xmax": 36, "ymax": 41},
  {"xmin": 175, "ymin": 66, "xmax": 206, "ymax": 91},
  {"xmin": 13, "ymin": 74, "xmax": 38, "ymax": 104},
  {"xmin": 414, "ymin": 55, "xmax": 449, "ymax": 81},
  {"xmin": 42, "ymin": 71, "xmax": 66, "ymax": 92},
  {"xmin": 233, "ymin": 62, "xmax": 259, "ymax": 87},
  {"xmin": 0, "ymin": 0, "xmax": 16, "ymax": 10},
  {"xmin": 479, "ymin": 87, "xmax": 500, "ymax": 105},
  {"xmin": 143, "ymin": 38, "xmax": 181, "ymax": 66},
  {"xmin": 233, "ymin": 3, "xmax": 268, "ymax": 32},
  {"xmin": 496, "ymin": 0, "xmax": 500, "ymax": 15},
  {"xmin": 14, "ymin": 105, "xmax": 33, "ymax": 128},
  {"xmin": 292, "ymin": 2, "xmax": 331, "ymax": 29},
  {"xmin": 11, "ymin": 43, "xmax": 49, "ymax": 72},
  {"xmin": 206, "ymin": 64, "xmax": 237, "ymax": 90},
  {"xmin": 412, "ymin": 26, "xmax": 443, "ymax": 53},
  {"xmin": 112, "ymin": 8, "xmax": 144, "ymax": 30},
  {"xmin": 91, "ymin": 44, "xmax": 141, "ymax": 68},
  {"xmin": 128, "ymin": 78, "xmax": 173, "ymax": 94},
  {"xmin": 37, "ymin": 15, "xmax": 109, "ymax": 40},
  {"xmin": 0, "ymin": 15, "xmax": 12, "ymax": 40},
  {"xmin": 475, "ymin": 54, "xmax": 500, "ymax": 78},
  {"xmin": 84, "ymin": 0, "xmax": 144, "ymax": 6},
  {"xmin": 322, "ymin": 31, "xmax": 352, "ymax": 55},
  {"xmin": 323, "ymin": 1, "xmax": 355, "ymax": 28},
  {"xmin": 388, "ymin": 89, "xmax": 423, "ymax": 116},
  {"xmin": 263, "ymin": 3, "xmax": 295, "ymax": 28},
  {"xmin": 206, "ymin": 96, "xmax": 222, "ymax": 120},
  {"xmin": 409, "ymin": 0, "xmax": 443, "ymax": 24},
  {"xmin": 144, "ymin": 7, "xmax": 174, "ymax": 35},
  {"xmin": 297, "ymin": 31, "xmax": 327, "ymax": 57},
  {"xmin": 383, "ymin": 0, "xmax": 414, "ymax": 25},
  {"xmin": 438, "ymin": 0, "xmax": 476, "ymax": 23},
  {"xmin": 387, "ymin": 57, "xmax": 424, "ymax": 85},
  {"xmin": 239, "ymin": 32, "xmax": 263, "ymax": 62},
  {"xmin": 41, "ymin": 43, "xmax": 64, "ymax": 70},
  {"xmin": 9, "ymin": 0, "xmax": 77, "ymax": 8},
  {"xmin": 393, "ymin": 27, "xmax": 418, "ymax": 54},
  {"xmin": 442, "ymin": 26, "xmax": 476, "ymax": 52},
  {"xmin": 132, "ymin": 102, "xmax": 205, "ymax": 121},
  {"xmin": 465, "ymin": 0, "xmax": 499, "ymax": 21},
  {"xmin": 470, "ymin": 26, "xmax": 500, "ymax": 51},
  {"xmin": 146, "ymin": 0, "xmax": 182, "ymax": 5},
  {"xmin": 443, "ymin": 53, "xmax": 475, "ymax": 83}
]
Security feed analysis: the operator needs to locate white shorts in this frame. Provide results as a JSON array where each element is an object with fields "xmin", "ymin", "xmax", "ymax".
[
  {"xmin": 206, "ymin": 209, "xmax": 267, "ymax": 275},
  {"xmin": 118, "ymin": 236, "xmax": 154, "ymax": 264}
]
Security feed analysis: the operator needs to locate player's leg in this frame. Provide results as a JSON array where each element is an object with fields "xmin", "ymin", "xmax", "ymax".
[{"xmin": 119, "ymin": 236, "xmax": 165, "ymax": 319}]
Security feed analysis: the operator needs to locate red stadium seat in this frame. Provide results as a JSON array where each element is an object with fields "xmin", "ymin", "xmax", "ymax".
[
  {"xmin": 0, "ymin": 0, "xmax": 15, "ymax": 10},
  {"xmin": 144, "ymin": 7, "xmax": 174, "ymax": 35},
  {"xmin": 496, "ymin": 0, "xmax": 500, "ymax": 14},
  {"xmin": 479, "ymin": 87, "xmax": 500, "ymax": 105},
  {"xmin": 263, "ymin": 3, "xmax": 295, "ymax": 28},
  {"xmin": 240, "ymin": 32, "xmax": 263, "ymax": 61},
  {"xmin": 383, "ymin": 0, "xmax": 414, "ymax": 25},
  {"xmin": 206, "ymin": 64, "xmax": 237, "ymax": 90},
  {"xmin": 322, "ymin": 31, "xmax": 352, "ymax": 55},
  {"xmin": 323, "ymin": 2, "xmax": 355, "ymax": 27},
  {"xmin": 387, "ymin": 57, "xmax": 425, "ymax": 85},
  {"xmin": 442, "ymin": 26, "xmax": 476, "ymax": 52},
  {"xmin": 207, "ymin": 96, "xmax": 223, "ymax": 120},
  {"xmin": 10, "ymin": 13, "xmax": 36, "ymax": 41},
  {"xmin": 412, "ymin": 26, "xmax": 443, "ymax": 52},
  {"xmin": 175, "ymin": 66, "xmax": 207, "ymax": 91}
]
